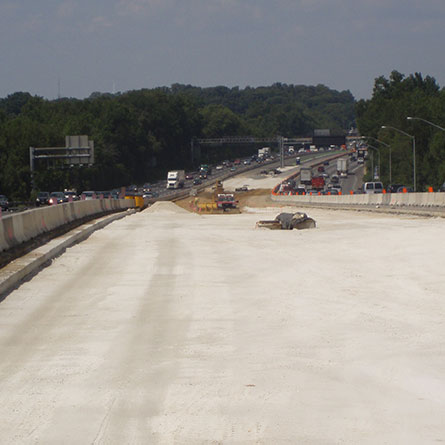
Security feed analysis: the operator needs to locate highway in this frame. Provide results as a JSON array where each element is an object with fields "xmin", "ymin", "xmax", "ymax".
[{"xmin": 1, "ymin": 178, "xmax": 445, "ymax": 442}]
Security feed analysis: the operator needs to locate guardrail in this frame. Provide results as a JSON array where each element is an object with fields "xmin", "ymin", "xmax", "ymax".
[{"xmin": 0, "ymin": 198, "xmax": 135, "ymax": 253}]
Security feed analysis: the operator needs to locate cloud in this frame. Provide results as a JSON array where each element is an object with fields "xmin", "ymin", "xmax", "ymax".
[
  {"xmin": 91, "ymin": 16, "xmax": 114, "ymax": 28},
  {"xmin": 57, "ymin": 1, "xmax": 75, "ymax": 19}
]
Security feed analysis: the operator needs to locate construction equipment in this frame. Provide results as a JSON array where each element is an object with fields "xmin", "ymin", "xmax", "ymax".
[{"xmin": 256, "ymin": 212, "xmax": 316, "ymax": 230}]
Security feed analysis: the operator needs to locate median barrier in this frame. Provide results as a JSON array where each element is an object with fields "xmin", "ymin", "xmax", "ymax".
[
  {"xmin": 270, "ymin": 190, "xmax": 445, "ymax": 209},
  {"xmin": 0, "ymin": 198, "xmax": 134, "ymax": 253}
]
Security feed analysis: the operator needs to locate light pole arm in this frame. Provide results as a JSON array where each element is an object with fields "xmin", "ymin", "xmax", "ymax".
[
  {"xmin": 381, "ymin": 125, "xmax": 414, "ymax": 140},
  {"xmin": 407, "ymin": 117, "xmax": 445, "ymax": 132}
]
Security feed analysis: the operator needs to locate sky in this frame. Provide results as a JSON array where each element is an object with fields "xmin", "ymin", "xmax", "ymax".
[{"xmin": 1, "ymin": 0, "xmax": 445, "ymax": 101}]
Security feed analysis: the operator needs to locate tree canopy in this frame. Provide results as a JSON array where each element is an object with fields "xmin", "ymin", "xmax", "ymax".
[
  {"xmin": 355, "ymin": 70, "xmax": 445, "ymax": 190},
  {"xmin": 0, "ymin": 83, "xmax": 355, "ymax": 200}
]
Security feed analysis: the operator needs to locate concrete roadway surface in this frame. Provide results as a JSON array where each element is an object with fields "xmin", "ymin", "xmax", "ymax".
[{"xmin": 1, "ymin": 200, "xmax": 445, "ymax": 443}]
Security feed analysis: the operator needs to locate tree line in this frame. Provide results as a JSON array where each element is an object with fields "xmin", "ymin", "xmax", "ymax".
[
  {"xmin": 0, "ymin": 83, "xmax": 355, "ymax": 200},
  {"xmin": 355, "ymin": 70, "xmax": 445, "ymax": 190}
]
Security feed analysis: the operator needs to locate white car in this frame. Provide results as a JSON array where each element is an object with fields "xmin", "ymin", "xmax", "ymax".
[{"xmin": 216, "ymin": 165, "xmax": 223, "ymax": 170}]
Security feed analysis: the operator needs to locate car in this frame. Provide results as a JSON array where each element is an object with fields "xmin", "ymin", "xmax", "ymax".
[
  {"xmin": 64, "ymin": 190, "xmax": 79, "ymax": 201},
  {"xmin": 295, "ymin": 187, "xmax": 306, "ymax": 195},
  {"xmin": 35, "ymin": 191, "xmax": 49, "ymax": 206},
  {"xmin": 96, "ymin": 191, "xmax": 111, "ymax": 199},
  {"xmin": 142, "ymin": 183, "xmax": 152, "ymax": 191},
  {"xmin": 330, "ymin": 184, "xmax": 342, "ymax": 192},
  {"xmin": 0, "ymin": 194, "xmax": 9, "ymax": 211},
  {"xmin": 387, "ymin": 184, "xmax": 404, "ymax": 193},
  {"xmin": 323, "ymin": 160, "xmax": 330, "ymax": 166},
  {"xmin": 48, "ymin": 191, "xmax": 66, "ymax": 205},
  {"xmin": 331, "ymin": 174, "xmax": 339, "ymax": 184},
  {"xmin": 81, "ymin": 191, "xmax": 96, "ymax": 200},
  {"xmin": 230, "ymin": 167, "xmax": 236, "ymax": 172},
  {"xmin": 396, "ymin": 186, "xmax": 414, "ymax": 193},
  {"xmin": 199, "ymin": 172, "xmax": 207, "ymax": 179},
  {"xmin": 327, "ymin": 188, "xmax": 339, "ymax": 195},
  {"xmin": 185, "ymin": 174, "xmax": 194, "ymax": 180},
  {"xmin": 243, "ymin": 160, "xmax": 251, "ymax": 165},
  {"xmin": 363, "ymin": 182, "xmax": 383, "ymax": 194},
  {"xmin": 216, "ymin": 165, "xmax": 223, "ymax": 170},
  {"xmin": 318, "ymin": 165, "xmax": 325, "ymax": 172},
  {"xmin": 235, "ymin": 185, "xmax": 249, "ymax": 192},
  {"xmin": 193, "ymin": 178, "xmax": 202, "ymax": 185},
  {"xmin": 296, "ymin": 157, "xmax": 301, "ymax": 165},
  {"xmin": 439, "ymin": 182, "xmax": 445, "ymax": 192}
]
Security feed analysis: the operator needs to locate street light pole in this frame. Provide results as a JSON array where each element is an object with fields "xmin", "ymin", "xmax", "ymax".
[
  {"xmin": 367, "ymin": 144, "xmax": 381, "ymax": 179},
  {"xmin": 407, "ymin": 116, "xmax": 445, "ymax": 132},
  {"xmin": 381, "ymin": 125, "xmax": 416, "ymax": 191},
  {"xmin": 362, "ymin": 136, "xmax": 391, "ymax": 184}
]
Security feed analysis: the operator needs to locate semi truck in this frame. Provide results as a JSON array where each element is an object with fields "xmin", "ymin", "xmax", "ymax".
[
  {"xmin": 300, "ymin": 167, "xmax": 312, "ymax": 185},
  {"xmin": 336, "ymin": 158, "xmax": 349, "ymax": 177},
  {"xmin": 166, "ymin": 170, "xmax": 185, "ymax": 189},
  {"xmin": 258, "ymin": 147, "xmax": 271, "ymax": 159}
]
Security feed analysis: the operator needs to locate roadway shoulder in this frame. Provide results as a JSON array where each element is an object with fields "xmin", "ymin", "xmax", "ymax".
[{"xmin": 0, "ymin": 209, "xmax": 136, "ymax": 300}]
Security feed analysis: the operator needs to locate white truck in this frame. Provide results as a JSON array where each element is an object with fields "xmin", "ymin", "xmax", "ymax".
[
  {"xmin": 336, "ymin": 158, "xmax": 349, "ymax": 177},
  {"xmin": 300, "ymin": 167, "xmax": 312, "ymax": 185},
  {"xmin": 258, "ymin": 147, "xmax": 271, "ymax": 159},
  {"xmin": 166, "ymin": 170, "xmax": 185, "ymax": 189}
]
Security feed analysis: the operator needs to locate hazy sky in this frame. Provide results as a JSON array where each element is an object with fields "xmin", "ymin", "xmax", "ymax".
[{"xmin": 1, "ymin": 0, "xmax": 444, "ymax": 100}]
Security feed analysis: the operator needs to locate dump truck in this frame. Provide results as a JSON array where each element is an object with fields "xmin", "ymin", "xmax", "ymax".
[{"xmin": 166, "ymin": 170, "xmax": 185, "ymax": 189}]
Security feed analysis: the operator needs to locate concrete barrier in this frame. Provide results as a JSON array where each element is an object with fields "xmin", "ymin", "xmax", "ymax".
[
  {"xmin": 0, "ymin": 198, "xmax": 134, "ymax": 253},
  {"xmin": 271, "ymin": 191, "xmax": 445, "ymax": 209}
]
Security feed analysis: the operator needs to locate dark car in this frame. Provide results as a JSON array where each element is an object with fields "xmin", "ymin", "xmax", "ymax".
[
  {"xmin": 387, "ymin": 184, "xmax": 404, "ymax": 194},
  {"xmin": 0, "ymin": 194, "xmax": 9, "ymax": 211},
  {"xmin": 193, "ymin": 178, "xmax": 202, "ymax": 185},
  {"xmin": 36, "ymin": 191, "xmax": 49, "ymax": 206},
  {"xmin": 64, "ymin": 191, "xmax": 79, "ymax": 201},
  {"xmin": 48, "ymin": 191, "xmax": 66, "ymax": 205},
  {"xmin": 397, "ymin": 186, "xmax": 414, "ymax": 193},
  {"xmin": 439, "ymin": 182, "xmax": 445, "ymax": 192}
]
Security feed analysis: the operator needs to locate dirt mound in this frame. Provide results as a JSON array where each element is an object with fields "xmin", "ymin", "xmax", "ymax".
[{"xmin": 145, "ymin": 201, "xmax": 191, "ymax": 214}]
